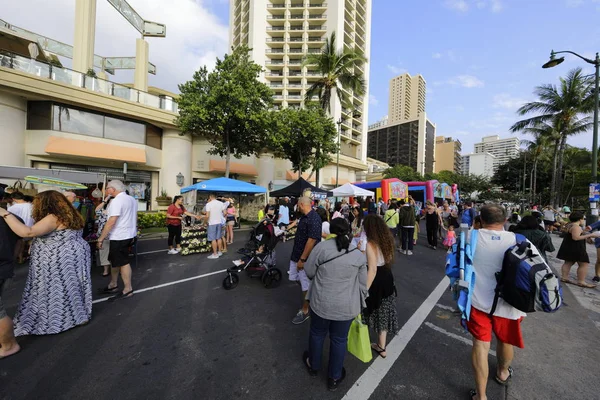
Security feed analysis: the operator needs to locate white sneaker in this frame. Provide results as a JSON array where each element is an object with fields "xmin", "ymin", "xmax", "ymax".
[
  {"xmin": 408, "ymin": 250, "xmax": 413, "ymax": 256},
  {"xmin": 175, "ymin": 248, "xmax": 182, "ymax": 253},
  {"xmin": 217, "ymin": 251, "xmax": 223, "ymax": 257},
  {"xmin": 168, "ymin": 249, "xmax": 178, "ymax": 255},
  {"xmin": 207, "ymin": 254, "xmax": 219, "ymax": 259}
]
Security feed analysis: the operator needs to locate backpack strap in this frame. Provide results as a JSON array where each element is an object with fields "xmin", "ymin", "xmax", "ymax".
[{"xmin": 489, "ymin": 232, "xmax": 527, "ymax": 316}]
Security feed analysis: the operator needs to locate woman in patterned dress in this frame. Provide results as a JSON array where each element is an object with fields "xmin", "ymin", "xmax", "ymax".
[
  {"xmin": 0, "ymin": 190, "xmax": 92, "ymax": 336},
  {"xmin": 362, "ymin": 215, "xmax": 399, "ymax": 359}
]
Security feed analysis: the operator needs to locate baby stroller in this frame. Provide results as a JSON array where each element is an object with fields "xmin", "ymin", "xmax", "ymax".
[{"xmin": 222, "ymin": 217, "xmax": 283, "ymax": 290}]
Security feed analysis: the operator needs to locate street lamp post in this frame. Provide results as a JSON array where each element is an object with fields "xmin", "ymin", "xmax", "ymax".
[{"xmin": 543, "ymin": 50, "xmax": 600, "ymax": 223}]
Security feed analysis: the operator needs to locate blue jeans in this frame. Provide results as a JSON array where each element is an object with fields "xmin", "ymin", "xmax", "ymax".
[{"xmin": 308, "ymin": 310, "xmax": 353, "ymax": 380}]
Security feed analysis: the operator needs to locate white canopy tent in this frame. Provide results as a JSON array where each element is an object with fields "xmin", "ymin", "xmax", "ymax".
[{"xmin": 331, "ymin": 183, "xmax": 375, "ymax": 197}]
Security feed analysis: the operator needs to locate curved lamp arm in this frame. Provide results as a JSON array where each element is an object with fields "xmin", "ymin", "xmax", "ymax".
[{"xmin": 553, "ymin": 50, "xmax": 598, "ymax": 65}]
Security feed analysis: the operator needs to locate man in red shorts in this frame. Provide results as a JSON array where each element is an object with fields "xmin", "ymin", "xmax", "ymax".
[{"xmin": 467, "ymin": 204, "xmax": 529, "ymax": 400}]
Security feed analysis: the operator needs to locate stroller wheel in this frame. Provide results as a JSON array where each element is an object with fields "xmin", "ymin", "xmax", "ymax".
[
  {"xmin": 222, "ymin": 273, "xmax": 239, "ymax": 290},
  {"xmin": 262, "ymin": 268, "xmax": 282, "ymax": 288}
]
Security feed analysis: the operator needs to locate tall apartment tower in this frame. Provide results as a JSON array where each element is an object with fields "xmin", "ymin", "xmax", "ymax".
[
  {"xmin": 229, "ymin": 0, "xmax": 372, "ymax": 182},
  {"xmin": 388, "ymin": 73, "xmax": 426, "ymax": 124},
  {"xmin": 474, "ymin": 134, "xmax": 520, "ymax": 172},
  {"xmin": 434, "ymin": 136, "xmax": 462, "ymax": 173}
]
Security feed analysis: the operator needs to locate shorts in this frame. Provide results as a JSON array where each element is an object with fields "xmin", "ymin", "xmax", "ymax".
[
  {"xmin": 543, "ymin": 220, "xmax": 555, "ymax": 227},
  {"xmin": 227, "ymin": 220, "xmax": 236, "ymax": 226},
  {"xmin": 466, "ymin": 307, "xmax": 525, "ymax": 348},
  {"xmin": 221, "ymin": 225, "xmax": 227, "ymax": 238},
  {"xmin": 109, "ymin": 239, "xmax": 133, "ymax": 269},
  {"xmin": 207, "ymin": 224, "xmax": 222, "ymax": 242},
  {"xmin": 0, "ymin": 278, "xmax": 11, "ymax": 320},
  {"xmin": 289, "ymin": 261, "xmax": 310, "ymax": 291}
]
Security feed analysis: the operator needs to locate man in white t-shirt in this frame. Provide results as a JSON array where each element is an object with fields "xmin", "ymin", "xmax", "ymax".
[
  {"xmin": 97, "ymin": 180, "xmax": 138, "ymax": 300},
  {"xmin": 7, "ymin": 192, "xmax": 34, "ymax": 227},
  {"xmin": 205, "ymin": 193, "xmax": 226, "ymax": 259},
  {"xmin": 466, "ymin": 204, "xmax": 531, "ymax": 400}
]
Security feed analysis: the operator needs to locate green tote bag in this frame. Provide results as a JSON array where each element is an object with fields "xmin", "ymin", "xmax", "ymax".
[{"xmin": 347, "ymin": 316, "xmax": 373, "ymax": 363}]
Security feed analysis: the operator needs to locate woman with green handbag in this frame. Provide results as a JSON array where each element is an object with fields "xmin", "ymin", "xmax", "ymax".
[
  {"xmin": 303, "ymin": 218, "xmax": 368, "ymax": 392},
  {"xmin": 362, "ymin": 215, "xmax": 399, "ymax": 359}
]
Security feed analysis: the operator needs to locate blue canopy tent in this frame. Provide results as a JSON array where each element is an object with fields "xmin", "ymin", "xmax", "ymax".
[{"xmin": 181, "ymin": 177, "xmax": 267, "ymax": 194}]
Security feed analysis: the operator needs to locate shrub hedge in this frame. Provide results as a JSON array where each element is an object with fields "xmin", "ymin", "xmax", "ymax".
[{"xmin": 137, "ymin": 212, "xmax": 166, "ymax": 229}]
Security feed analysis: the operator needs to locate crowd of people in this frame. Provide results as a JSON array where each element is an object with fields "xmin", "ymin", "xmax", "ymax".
[{"xmin": 0, "ymin": 180, "xmax": 138, "ymax": 359}]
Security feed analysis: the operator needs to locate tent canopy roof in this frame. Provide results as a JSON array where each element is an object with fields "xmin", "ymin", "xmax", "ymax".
[
  {"xmin": 0, "ymin": 165, "xmax": 105, "ymax": 184},
  {"xmin": 331, "ymin": 183, "xmax": 375, "ymax": 197},
  {"xmin": 180, "ymin": 177, "xmax": 266, "ymax": 194},
  {"xmin": 269, "ymin": 178, "xmax": 330, "ymax": 198}
]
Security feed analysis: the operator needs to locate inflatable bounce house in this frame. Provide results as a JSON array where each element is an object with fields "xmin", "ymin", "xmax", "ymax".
[{"xmin": 353, "ymin": 178, "xmax": 409, "ymax": 202}]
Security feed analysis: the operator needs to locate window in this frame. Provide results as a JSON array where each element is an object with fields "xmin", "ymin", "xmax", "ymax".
[
  {"xmin": 104, "ymin": 116, "xmax": 145, "ymax": 144},
  {"xmin": 52, "ymin": 105, "xmax": 104, "ymax": 137},
  {"xmin": 146, "ymin": 124, "xmax": 163, "ymax": 149},
  {"xmin": 27, "ymin": 101, "xmax": 52, "ymax": 130}
]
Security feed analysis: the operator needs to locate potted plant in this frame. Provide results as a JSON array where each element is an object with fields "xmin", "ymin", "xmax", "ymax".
[{"xmin": 156, "ymin": 189, "xmax": 172, "ymax": 206}]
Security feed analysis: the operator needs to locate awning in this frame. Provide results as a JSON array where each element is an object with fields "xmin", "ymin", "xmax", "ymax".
[
  {"xmin": 331, "ymin": 183, "xmax": 375, "ymax": 197},
  {"xmin": 209, "ymin": 160, "xmax": 257, "ymax": 176},
  {"xmin": 0, "ymin": 165, "xmax": 106, "ymax": 184},
  {"xmin": 181, "ymin": 177, "xmax": 266, "ymax": 194},
  {"xmin": 44, "ymin": 136, "xmax": 147, "ymax": 164}
]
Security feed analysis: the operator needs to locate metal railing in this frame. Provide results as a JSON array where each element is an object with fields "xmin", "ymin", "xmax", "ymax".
[{"xmin": 0, "ymin": 50, "xmax": 178, "ymax": 113}]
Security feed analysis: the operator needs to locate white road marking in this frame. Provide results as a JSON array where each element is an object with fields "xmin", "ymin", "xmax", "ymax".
[
  {"xmin": 137, "ymin": 249, "xmax": 169, "ymax": 255},
  {"xmin": 92, "ymin": 269, "xmax": 227, "ymax": 304},
  {"xmin": 435, "ymin": 303, "xmax": 457, "ymax": 312},
  {"xmin": 424, "ymin": 322, "xmax": 496, "ymax": 357},
  {"xmin": 342, "ymin": 277, "xmax": 450, "ymax": 400}
]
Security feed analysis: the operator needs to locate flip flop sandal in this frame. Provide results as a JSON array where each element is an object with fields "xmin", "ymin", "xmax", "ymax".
[
  {"xmin": 97, "ymin": 286, "xmax": 119, "ymax": 294},
  {"xmin": 576, "ymin": 282, "xmax": 597, "ymax": 288},
  {"xmin": 371, "ymin": 343, "xmax": 387, "ymax": 358},
  {"xmin": 560, "ymin": 278, "xmax": 573, "ymax": 284},
  {"xmin": 495, "ymin": 366, "xmax": 513, "ymax": 386},
  {"xmin": 108, "ymin": 290, "xmax": 134, "ymax": 302},
  {"xmin": 468, "ymin": 389, "xmax": 477, "ymax": 399}
]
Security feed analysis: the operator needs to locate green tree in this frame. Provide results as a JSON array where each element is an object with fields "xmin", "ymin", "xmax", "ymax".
[
  {"xmin": 303, "ymin": 32, "xmax": 367, "ymax": 186},
  {"xmin": 454, "ymin": 173, "xmax": 491, "ymax": 200},
  {"xmin": 510, "ymin": 68, "xmax": 593, "ymax": 206},
  {"xmin": 176, "ymin": 46, "xmax": 273, "ymax": 178},
  {"xmin": 383, "ymin": 165, "xmax": 423, "ymax": 182},
  {"xmin": 269, "ymin": 105, "xmax": 338, "ymax": 178}
]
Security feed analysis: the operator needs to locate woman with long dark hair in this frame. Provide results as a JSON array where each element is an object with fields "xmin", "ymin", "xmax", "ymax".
[
  {"xmin": 362, "ymin": 214, "xmax": 398, "ymax": 359},
  {"xmin": 0, "ymin": 190, "xmax": 92, "ymax": 337},
  {"xmin": 350, "ymin": 206, "xmax": 366, "ymax": 251},
  {"xmin": 166, "ymin": 195, "xmax": 200, "ymax": 255},
  {"xmin": 303, "ymin": 218, "xmax": 367, "ymax": 392},
  {"xmin": 556, "ymin": 212, "xmax": 600, "ymax": 287}
]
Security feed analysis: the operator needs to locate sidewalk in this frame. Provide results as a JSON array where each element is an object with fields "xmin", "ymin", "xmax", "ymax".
[{"xmin": 547, "ymin": 234, "xmax": 600, "ymax": 330}]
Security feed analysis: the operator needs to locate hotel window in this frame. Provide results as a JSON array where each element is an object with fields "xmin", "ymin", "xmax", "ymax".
[{"xmin": 52, "ymin": 105, "xmax": 104, "ymax": 138}]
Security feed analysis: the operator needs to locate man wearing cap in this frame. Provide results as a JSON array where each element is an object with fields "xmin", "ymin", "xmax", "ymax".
[{"xmin": 97, "ymin": 180, "xmax": 138, "ymax": 300}]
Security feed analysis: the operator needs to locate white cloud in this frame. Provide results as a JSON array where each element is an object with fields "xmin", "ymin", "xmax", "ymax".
[
  {"xmin": 445, "ymin": 0, "xmax": 469, "ymax": 12},
  {"xmin": 448, "ymin": 75, "xmax": 485, "ymax": 88},
  {"xmin": 369, "ymin": 95, "xmax": 379, "ymax": 106},
  {"xmin": 387, "ymin": 64, "xmax": 407, "ymax": 75},
  {"xmin": 1, "ymin": 0, "xmax": 229, "ymax": 93},
  {"xmin": 492, "ymin": 93, "xmax": 528, "ymax": 110},
  {"xmin": 432, "ymin": 52, "xmax": 443, "ymax": 59},
  {"xmin": 490, "ymin": 0, "xmax": 503, "ymax": 12}
]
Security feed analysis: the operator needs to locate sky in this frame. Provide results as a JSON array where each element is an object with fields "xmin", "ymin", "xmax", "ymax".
[{"xmin": 3, "ymin": 0, "xmax": 600, "ymax": 155}]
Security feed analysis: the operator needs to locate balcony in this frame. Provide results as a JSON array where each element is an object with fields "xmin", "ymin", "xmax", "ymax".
[
  {"xmin": 266, "ymin": 49, "xmax": 285, "ymax": 54},
  {"xmin": 289, "ymin": 26, "xmax": 305, "ymax": 31},
  {"xmin": 308, "ymin": 25, "xmax": 326, "ymax": 31},
  {"xmin": 267, "ymin": 4, "xmax": 286, "ymax": 8},
  {"xmin": 267, "ymin": 26, "xmax": 285, "ymax": 31},
  {"xmin": 290, "ymin": 3, "xmax": 304, "ymax": 8},
  {"xmin": 289, "ymin": 37, "xmax": 304, "ymax": 42},
  {"xmin": 267, "ymin": 15, "xmax": 285, "ymax": 20},
  {"xmin": 308, "ymin": 14, "xmax": 327, "ymax": 20},
  {"xmin": 266, "ymin": 37, "xmax": 285, "ymax": 42},
  {"xmin": 308, "ymin": 3, "xmax": 327, "ymax": 8},
  {"xmin": 0, "ymin": 51, "xmax": 178, "ymax": 113}
]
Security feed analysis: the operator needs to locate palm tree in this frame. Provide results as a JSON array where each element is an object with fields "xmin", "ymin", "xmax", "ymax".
[
  {"xmin": 510, "ymin": 68, "xmax": 594, "ymax": 207},
  {"xmin": 303, "ymin": 32, "xmax": 367, "ymax": 185},
  {"xmin": 520, "ymin": 122, "xmax": 556, "ymax": 203}
]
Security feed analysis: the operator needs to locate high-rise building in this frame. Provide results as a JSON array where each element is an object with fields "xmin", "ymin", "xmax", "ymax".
[
  {"xmin": 474, "ymin": 135, "xmax": 520, "ymax": 171},
  {"xmin": 230, "ymin": 0, "xmax": 372, "ymax": 185},
  {"xmin": 434, "ymin": 136, "xmax": 462, "ymax": 173},
  {"xmin": 462, "ymin": 153, "xmax": 496, "ymax": 178},
  {"xmin": 388, "ymin": 72, "xmax": 426, "ymax": 124},
  {"xmin": 368, "ymin": 115, "xmax": 388, "ymax": 131},
  {"xmin": 367, "ymin": 113, "xmax": 436, "ymax": 175}
]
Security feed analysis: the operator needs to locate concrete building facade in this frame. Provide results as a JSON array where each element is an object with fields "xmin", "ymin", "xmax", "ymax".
[
  {"xmin": 367, "ymin": 115, "xmax": 388, "ymax": 131},
  {"xmin": 388, "ymin": 72, "xmax": 426, "ymax": 124},
  {"xmin": 474, "ymin": 134, "xmax": 520, "ymax": 172},
  {"xmin": 229, "ymin": 0, "xmax": 372, "ymax": 186},
  {"xmin": 462, "ymin": 152, "xmax": 496, "ymax": 178},
  {"xmin": 434, "ymin": 136, "xmax": 462, "ymax": 173},
  {"xmin": 366, "ymin": 113, "xmax": 436, "ymax": 175}
]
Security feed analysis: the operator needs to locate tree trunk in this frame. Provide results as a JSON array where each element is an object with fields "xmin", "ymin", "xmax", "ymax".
[
  {"xmin": 555, "ymin": 134, "xmax": 568, "ymax": 207},
  {"xmin": 225, "ymin": 131, "xmax": 231, "ymax": 178},
  {"xmin": 550, "ymin": 138, "xmax": 560, "ymax": 208},
  {"xmin": 532, "ymin": 159, "xmax": 538, "ymax": 204},
  {"xmin": 315, "ymin": 145, "xmax": 321, "ymax": 187}
]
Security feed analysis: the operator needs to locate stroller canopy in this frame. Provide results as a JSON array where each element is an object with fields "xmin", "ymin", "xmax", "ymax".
[
  {"xmin": 181, "ymin": 177, "xmax": 267, "ymax": 194},
  {"xmin": 269, "ymin": 178, "xmax": 331, "ymax": 198}
]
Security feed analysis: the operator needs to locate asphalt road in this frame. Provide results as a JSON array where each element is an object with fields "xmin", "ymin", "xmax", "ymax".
[{"xmin": 1, "ymin": 225, "xmax": 599, "ymax": 400}]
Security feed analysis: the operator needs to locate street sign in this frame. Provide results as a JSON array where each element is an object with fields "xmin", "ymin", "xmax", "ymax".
[{"xmin": 589, "ymin": 183, "xmax": 600, "ymax": 201}]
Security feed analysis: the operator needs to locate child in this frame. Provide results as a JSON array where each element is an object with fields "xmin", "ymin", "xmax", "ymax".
[
  {"xmin": 413, "ymin": 220, "xmax": 419, "ymax": 246},
  {"xmin": 442, "ymin": 225, "xmax": 456, "ymax": 250}
]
